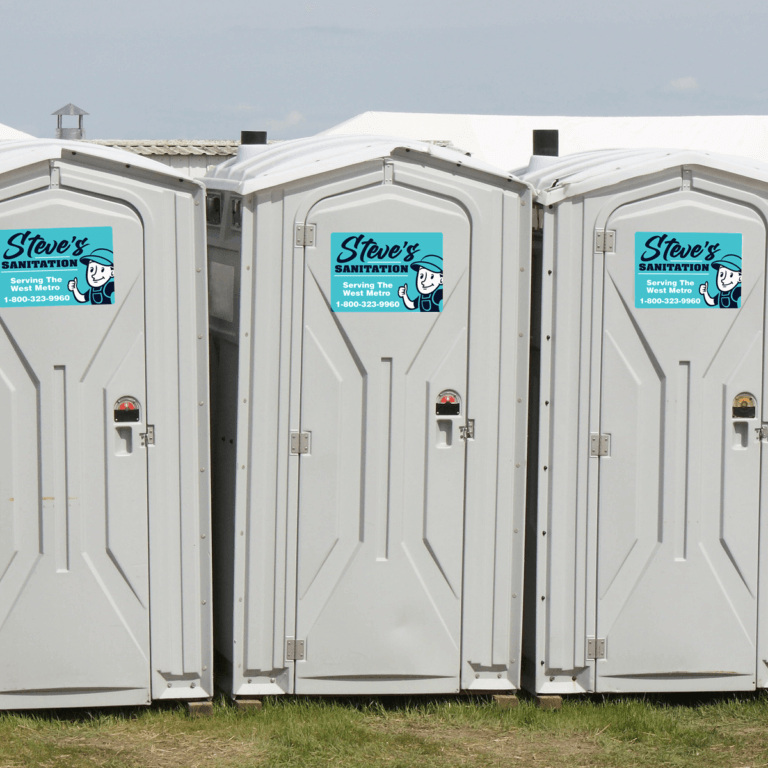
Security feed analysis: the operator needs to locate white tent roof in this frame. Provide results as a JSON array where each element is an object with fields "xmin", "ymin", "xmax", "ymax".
[
  {"xmin": 0, "ymin": 121, "xmax": 34, "ymax": 141},
  {"xmin": 322, "ymin": 113, "xmax": 768, "ymax": 172}
]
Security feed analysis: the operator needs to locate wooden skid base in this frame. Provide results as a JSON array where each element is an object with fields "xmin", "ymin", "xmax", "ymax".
[
  {"xmin": 234, "ymin": 698, "xmax": 263, "ymax": 711},
  {"xmin": 186, "ymin": 700, "xmax": 214, "ymax": 717},
  {"xmin": 492, "ymin": 694, "xmax": 519, "ymax": 709},
  {"xmin": 534, "ymin": 695, "xmax": 562, "ymax": 710}
]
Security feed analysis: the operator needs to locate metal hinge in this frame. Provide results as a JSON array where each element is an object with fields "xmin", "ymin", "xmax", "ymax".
[
  {"xmin": 595, "ymin": 230, "xmax": 615, "ymax": 253},
  {"xmin": 49, "ymin": 162, "xmax": 60, "ymax": 189},
  {"xmin": 140, "ymin": 425, "xmax": 155, "ymax": 447},
  {"xmin": 590, "ymin": 433, "xmax": 611, "ymax": 457},
  {"xmin": 532, "ymin": 203, "xmax": 544, "ymax": 231},
  {"xmin": 459, "ymin": 419, "xmax": 475, "ymax": 440},
  {"xmin": 286, "ymin": 638, "xmax": 305, "ymax": 660},
  {"xmin": 290, "ymin": 431, "xmax": 310, "ymax": 454},
  {"xmin": 756, "ymin": 425, "xmax": 768, "ymax": 441},
  {"xmin": 587, "ymin": 638, "xmax": 606, "ymax": 660},
  {"xmin": 383, "ymin": 161, "xmax": 394, "ymax": 184},
  {"xmin": 295, "ymin": 223, "xmax": 316, "ymax": 247}
]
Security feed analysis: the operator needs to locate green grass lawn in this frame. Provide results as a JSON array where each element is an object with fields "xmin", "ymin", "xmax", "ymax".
[{"xmin": 2, "ymin": 693, "xmax": 768, "ymax": 767}]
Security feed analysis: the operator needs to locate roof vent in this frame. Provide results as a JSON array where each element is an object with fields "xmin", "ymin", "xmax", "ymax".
[
  {"xmin": 527, "ymin": 129, "xmax": 560, "ymax": 173},
  {"xmin": 52, "ymin": 103, "xmax": 88, "ymax": 140},
  {"xmin": 241, "ymin": 130, "xmax": 267, "ymax": 145},
  {"xmin": 533, "ymin": 130, "xmax": 558, "ymax": 157},
  {"xmin": 237, "ymin": 130, "xmax": 270, "ymax": 162}
]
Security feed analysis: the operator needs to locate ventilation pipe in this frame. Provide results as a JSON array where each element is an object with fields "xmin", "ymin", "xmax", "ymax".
[
  {"xmin": 526, "ymin": 129, "xmax": 560, "ymax": 173},
  {"xmin": 237, "ymin": 130, "xmax": 269, "ymax": 161},
  {"xmin": 52, "ymin": 104, "xmax": 88, "ymax": 140}
]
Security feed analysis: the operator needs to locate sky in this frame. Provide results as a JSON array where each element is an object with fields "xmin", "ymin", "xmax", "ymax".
[{"xmin": 1, "ymin": 0, "xmax": 767, "ymax": 141}]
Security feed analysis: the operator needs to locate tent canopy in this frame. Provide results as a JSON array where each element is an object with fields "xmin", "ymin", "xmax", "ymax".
[
  {"xmin": 322, "ymin": 113, "xmax": 768, "ymax": 171},
  {"xmin": 0, "ymin": 120, "xmax": 34, "ymax": 141}
]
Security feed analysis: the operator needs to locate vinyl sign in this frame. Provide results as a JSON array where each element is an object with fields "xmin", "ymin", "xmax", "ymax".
[
  {"xmin": 635, "ymin": 232, "xmax": 742, "ymax": 309},
  {"xmin": 331, "ymin": 232, "xmax": 443, "ymax": 313},
  {"xmin": 1, "ymin": 227, "xmax": 115, "ymax": 307}
]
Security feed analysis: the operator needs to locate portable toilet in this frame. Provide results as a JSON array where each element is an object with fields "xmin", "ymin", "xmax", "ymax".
[
  {"xmin": 522, "ymin": 148, "xmax": 768, "ymax": 695},
  {"xmin": 205, "ymin": 134, "xmax": 532, "ymax": 697},
  {"xmin": 0, "ymin": 140, "xmax": 212, "ymax": 709}
]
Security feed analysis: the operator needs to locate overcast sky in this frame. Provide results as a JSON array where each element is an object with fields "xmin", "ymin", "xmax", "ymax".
[{"xmin": 1, "ymin": 0, "xmax": 767, "ymax": 141}]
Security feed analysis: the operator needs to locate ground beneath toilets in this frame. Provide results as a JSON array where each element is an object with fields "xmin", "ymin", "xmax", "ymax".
[{"xmin": 1, "ymin": 694, "xmax": 767, "ymax": 767}]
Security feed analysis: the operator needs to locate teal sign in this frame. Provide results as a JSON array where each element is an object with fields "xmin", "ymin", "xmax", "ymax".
[
  {"xmin": 635, "ymin": 232, "xmax": 742, "ymax": 309},
  {"xmin": 331, "ymin": 232, "xmax": 443, "ymax": 313},
  {"xmin": 1, "ymin": 227, "xmax": 114, "ymax": 307}
]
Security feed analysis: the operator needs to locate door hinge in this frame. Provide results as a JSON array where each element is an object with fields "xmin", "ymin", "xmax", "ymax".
[
  {"xmin": 590, "ymin": 432, "xmax": 611, "ymax": 457},
  {"xmin": 295, "ymin": 223, "xmax": 316, "ymax": 247},
  {"xmin": 49, "ymin": 162, "xmax": 60, "ymax": 189},
  {"xmin": 533, "ymin": 203, "xmax": 544, "ymax": 231},
  {"xmin": 459, "ymin": 419, "xmax": 475, "ymax": 440},
  {"xmin": 140, "ymin": 425, "xmax": 155, "ymax": 447},
  {"xmin": 587, "ymin": 638, "xmax": 606, "ymax": 660},
  {"xmin": 383, "ymin": 161, "xmax": 394, "ymax": 184},
  {"xmin": 286, "ymin": 638, "xmax": 305, "ymax": 660},
  {"xmin": 290, "ymin": 431, "xmax": 310, "ymax": 454},
  {"xmin": 595, "ymin": 230, "xmax": 615, "ymax": 253}
]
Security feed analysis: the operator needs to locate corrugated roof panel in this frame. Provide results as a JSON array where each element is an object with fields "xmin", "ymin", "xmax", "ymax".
[{"xmin": 89, "ymin": 140, "xmax": 240, "ymax": 157}]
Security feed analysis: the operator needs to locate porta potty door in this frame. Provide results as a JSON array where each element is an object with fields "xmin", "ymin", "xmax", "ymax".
[
  {"xmin": 291, "ymin": 184, "xmax": 470, "ymax": 694},
  {"xmin": 593, "ymin": 188, "xmax": 765, "ymax": 692},
  {"xmin": 0, "ymin": 189, "xmax": 150, "ymax": 706}
]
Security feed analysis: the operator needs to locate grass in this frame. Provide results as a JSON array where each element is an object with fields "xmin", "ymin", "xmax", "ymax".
[{"xmin": 1, "ymin": 693, "xmax": 768, "ymax": 767}]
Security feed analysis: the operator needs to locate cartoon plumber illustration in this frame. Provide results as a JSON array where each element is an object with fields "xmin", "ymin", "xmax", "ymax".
[
  {"xmin": 699, "ymin": 253, "xmax": 741, "ymax": 308},
  {"xmin": 67, "ymin": 248, "xmax": 115, "ymax": 305},
  {"xmin": 398, "ymin": 254, "xmax": 443, "ymax": 312}
]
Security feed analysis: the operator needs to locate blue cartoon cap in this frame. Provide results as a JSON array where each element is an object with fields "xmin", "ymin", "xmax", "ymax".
[
  {"xmin": 80, "ymin": 248, "xmax": 114, "ymax": 267},
  {"xmin": 712, "ymin": 253, "xmax": 741, "ymax": 273},
  {"xmin": 409, "ymin": 254, "xmax": 443, "ymax": 274}
]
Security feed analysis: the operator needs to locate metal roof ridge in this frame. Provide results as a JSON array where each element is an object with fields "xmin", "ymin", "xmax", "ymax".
[{"xmin": 52, "ymin": 103, "xmax": 89, "ymax": 116}]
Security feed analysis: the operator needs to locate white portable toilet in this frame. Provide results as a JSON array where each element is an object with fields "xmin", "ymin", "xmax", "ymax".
[
  {"xmin": 0, "ymin": 140, "xmax": 212, "ymax": 709},
  {"xmin": 205, "ymin": 134, "xmax": 532, "ymax": 697},
  {"xmin": 523, "ymin": 149, "xmax": 768, "ymax": 695}
]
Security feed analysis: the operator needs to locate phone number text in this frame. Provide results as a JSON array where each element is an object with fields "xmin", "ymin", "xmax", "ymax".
[
  {"xmin": 639, "ymin": 297, "xmax": 701, "ymax": 305},
  {"xmin": 335, "ymin": 300, "xmax": 401, "ymax": 308},
  {"xmin": 4, "ymin": 295, "xmax": 72, "ymax": 304}
]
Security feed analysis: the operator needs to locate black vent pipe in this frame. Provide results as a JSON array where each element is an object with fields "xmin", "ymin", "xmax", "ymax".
[
  {"xmin": 532, "ymin": 129, "xmax": 558, "ymax": 157},
  {"xmin": 241, "ymin": 130, "xmax": 267, "ymax": 145}
]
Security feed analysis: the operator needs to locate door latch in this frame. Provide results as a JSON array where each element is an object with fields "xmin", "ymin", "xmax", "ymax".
[
  {"xmin": 140, "ymin": 425, "xmax": 155, "ymax": 447},
  {"xmin": 459, "ymin": 419, "xmax": 475, "ymax": 440}
]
